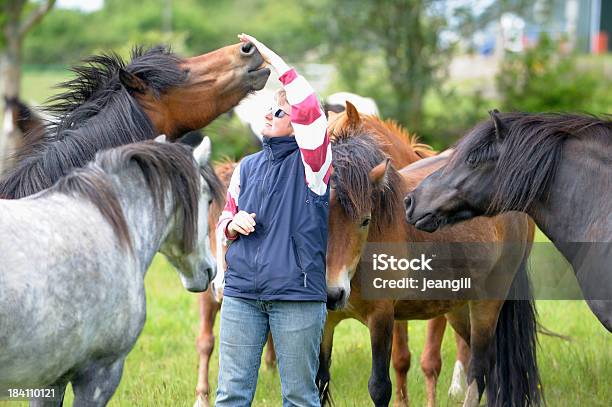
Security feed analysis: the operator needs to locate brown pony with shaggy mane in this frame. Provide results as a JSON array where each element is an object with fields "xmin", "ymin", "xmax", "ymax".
[
  {"xmin": 319, "ymin": 103, "xmax": 470, "ymax": 407},
  {"xmin": 322, "ymin": 103, "xmax": 541, "ymax": 407}
]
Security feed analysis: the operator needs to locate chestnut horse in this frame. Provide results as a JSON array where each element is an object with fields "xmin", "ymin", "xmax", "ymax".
[
  {"xmin": 323, "ymin": 106, "xmax": 542, "ymax": 407},
  {"xmin": 0, "ymin": 42, "xmax": 269, "ymax": 199},
  {"xmin": 317, "ymin": 104, "xmax": 470, "ymax": 407}
]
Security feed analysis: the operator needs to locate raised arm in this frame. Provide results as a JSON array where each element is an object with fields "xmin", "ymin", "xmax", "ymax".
[
  {"xmin": 279, "ymin": 69, "xmax": 331, "ymax": 196},
  {"xmin": 238, "ymin": 33, "xmax": 332, "ymax": 196}
]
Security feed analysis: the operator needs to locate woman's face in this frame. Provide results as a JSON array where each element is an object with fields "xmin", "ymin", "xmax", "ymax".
[{"xmin": 261, "ymin": 100, "xmax": 293, "ymax": 137}]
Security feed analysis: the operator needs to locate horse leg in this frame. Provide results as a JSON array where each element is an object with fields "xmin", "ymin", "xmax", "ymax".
[
  {"xmin": 462, "ymin": 301, "xmax": 503, "ymax": 407},
  {"xmin": 71, "ymin": 357, "xmax": 126, "ymax": 407},
  {"xmin": 391, "ymin": 320, "xmax": 410, "ymax": 407},
  {"xmin": 29, "ymin": 380, "xmax": 67, "ymax": 407},
  {"xmin": 317, "ymin": 312, "xmax": 341, "ymax": 406},
  {"xmin": 420, "ymin": 316, "xmax": 446, "ymax": 407},
  {"xmin": 367, "ymin": 311, "xmax": 394, "ymax": 407},
  {"xmin": 264, "ymin": 331, "xmax": 276, "ymax": 370},
  {"xmin": 194, "ymin": 289, "xmax": 219, "ymax": 407},
  {"xmin": 448, "ymin": 330, "xmax": 470, "ymax": 402}
]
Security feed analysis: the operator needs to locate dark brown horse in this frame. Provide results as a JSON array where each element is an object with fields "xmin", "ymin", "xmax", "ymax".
[
  {"xmin": 323, "ymin": 106, "xmax": 541, "ymax": 407},
  {"xmin": 405, "ymin": 110, "xmax": 612, "ymax": 332},
  {"xmin": 1, "ymin": 96, "xmax": 46, "ymax": 172},
  {"xmin": 0, "ymin": 42, "xmax": 269, "ymax": 199},
  {"xmin": 4, "ymin": 96, "xmax": 46, "ymax": 141},
  {"xmin": 318, "ymin": 105, "xmax": 471, "ymax": 407}
]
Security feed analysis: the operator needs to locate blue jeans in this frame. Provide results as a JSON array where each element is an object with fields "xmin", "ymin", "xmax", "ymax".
[{"xmin": 215, "ymin": 296, "xmax": 327, "ymax": 407}]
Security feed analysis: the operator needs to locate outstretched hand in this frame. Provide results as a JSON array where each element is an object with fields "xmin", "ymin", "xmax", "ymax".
[{"xmin": 238, "ymin": 33, "xmax": 289, "ymax": 74}]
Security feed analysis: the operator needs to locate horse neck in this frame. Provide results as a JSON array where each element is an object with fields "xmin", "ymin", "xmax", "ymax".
[
  {"xmin": 373, "ymin": 130, "xmax": 422, "ymax": 168},
  {"xmin": 108, "ymin": 165, "xmax": 176, "ymax": 272},
  {"xmin": 529, "ymin": 137, "xmax": 611, "ymax": 262},
  {"xmin": 57, "ymin": 100, "xmax": 154, "ymax": 149}
]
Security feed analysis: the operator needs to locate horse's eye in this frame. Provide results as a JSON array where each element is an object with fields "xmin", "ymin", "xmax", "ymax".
[
  {"xmin": 360, "ymin": 218, "xmax": 371, "ymax": 227},
  {"xmin": 208, "ymin": 199, "xmax": 213, "ymax": 205}
]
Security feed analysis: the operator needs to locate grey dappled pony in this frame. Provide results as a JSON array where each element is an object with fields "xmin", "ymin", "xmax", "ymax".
[{"xmin": 0, "ymin": 137, "xmax": 223, "ymax": 406}]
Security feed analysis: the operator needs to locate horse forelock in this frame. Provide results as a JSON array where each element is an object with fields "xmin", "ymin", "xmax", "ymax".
[
  {"xmin": 450, "ymin": 111, "xmax": 612, "ymax": 213},
  {"xmin": 0, "ymin": 47, "xmax": 188, "ymax": 200},
  {"xmin": 331, "ymin": 132, "xmax": 404, "ymax": 233}
]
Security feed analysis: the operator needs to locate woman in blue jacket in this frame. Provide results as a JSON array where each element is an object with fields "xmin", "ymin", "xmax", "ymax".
[{"xmin": 215, "ymin": 34, "xmax": 332, "ymax": 406}]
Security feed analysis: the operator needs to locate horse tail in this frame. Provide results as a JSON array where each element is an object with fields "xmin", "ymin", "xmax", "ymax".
[
  {"xmin": 487, "ymin": 257, "xmax": 543, "ymax": 406},
  {"xmin": 317, "ymin": 371, "xmax": 333, "ymax": 406}
]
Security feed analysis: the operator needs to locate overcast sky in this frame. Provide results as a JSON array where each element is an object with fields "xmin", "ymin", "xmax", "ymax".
[{"xmin": 57, "ymin": 0, "xmax": 103, "ymax": 13}]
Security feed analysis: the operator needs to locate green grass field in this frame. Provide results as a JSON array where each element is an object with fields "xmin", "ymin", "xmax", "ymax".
[
  {"xmin": 4, "ymin": 255, "xmax": 610, "ymax": 406},
  {"xmin": 2, "ymin": 71, "xmax": 609, "ymax": 406}
]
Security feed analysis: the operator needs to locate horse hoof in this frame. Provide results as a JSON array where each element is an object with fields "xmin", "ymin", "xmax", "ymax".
[
  {"xmin": 194, "ymin": 394, "xmax": 210, "ymax": 407},
  {"xmin": 392, "ymin": 398, "xmax": 409, "ymax": 407},
  {"xmin": 448, "ymin": 361, "xmax": 467, "ymax": 401}
]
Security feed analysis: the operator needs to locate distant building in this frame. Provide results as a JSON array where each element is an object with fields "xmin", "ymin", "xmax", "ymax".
[{"xmin": 566, "ymin": 0, "xmax": 610, "ymax": 53}]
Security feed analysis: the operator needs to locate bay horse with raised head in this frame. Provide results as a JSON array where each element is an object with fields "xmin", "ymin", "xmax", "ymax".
[
  {"xmin": 317, "ymin": 104, "xmax": 470, "ymax": 407},
  {"xmin": 0, "ymin": 138, "xmax": 223, "ymax": 406},
  {"xmin": 405, "ymin": 110, "xmax": 612, "ymax": 332},
  {"xmin": 323, "ymin": 105, "xmax": 542, "ymax": 407},
  {"xmin": 0, "ymin": 42, "xmax": 269, "ymax": 199}
]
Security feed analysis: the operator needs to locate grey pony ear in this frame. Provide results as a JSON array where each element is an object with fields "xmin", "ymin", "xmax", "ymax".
[
  {"xmin": 488, "ymin": 109, "xmax": 505, "ymax": 141},
  {"xmin": 193, "ymin": 136, "xmax": 212, "ymax": 166}
]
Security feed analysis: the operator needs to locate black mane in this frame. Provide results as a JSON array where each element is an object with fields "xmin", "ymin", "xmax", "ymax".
[
  {"xmin": 51, "ymin": 141, "xmax": 224, "ymax": 252},
  {"xmin": 449, "ymin": 111, "xmax": 612, "ymax": 212},
  {"xmin": 0, "ymin": 46, "xmax": 187, "ymax": 199}
]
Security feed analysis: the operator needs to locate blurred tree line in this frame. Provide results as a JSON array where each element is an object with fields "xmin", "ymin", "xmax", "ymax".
[
  {"xmin": 21, "ymin": 0, "xmax": 323, "ymax": 65},
  {"xmin": 2, "ymin": 0, "xmax": 610, "ymax": 157}
]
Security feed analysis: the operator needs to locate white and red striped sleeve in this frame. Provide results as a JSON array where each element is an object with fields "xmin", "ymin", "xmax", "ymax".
[
  {"xmin": 279, "ymin": 68, "xmax": 332, "ymax": 196},
  {"xmin": 216, "ymin": 162, "xmax": 241, "ymax": 241}
]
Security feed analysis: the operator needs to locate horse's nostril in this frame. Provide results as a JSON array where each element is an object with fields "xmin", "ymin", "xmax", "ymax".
[
  {"xmin": 240, "ymin": 42, "xmax": 255, "ymax": 56},
  {"xmin": 327, "ymin": 287, "xmax": 345, "ymax": 308}
]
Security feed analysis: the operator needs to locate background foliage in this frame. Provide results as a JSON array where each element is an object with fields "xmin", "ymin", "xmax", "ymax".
[{"xmin": 2, "ymin": 0, "xmax": 609, "ymax": 155}]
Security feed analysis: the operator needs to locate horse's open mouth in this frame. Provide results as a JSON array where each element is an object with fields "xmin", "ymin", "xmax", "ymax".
[
  {"xmin": 248, "ymin": 66, "xmax": 271, "ymax": 75},
  {"xmin": 248, "ymin": 66, "xmax": 271, "ymax": 90}
]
